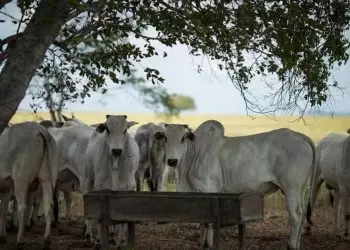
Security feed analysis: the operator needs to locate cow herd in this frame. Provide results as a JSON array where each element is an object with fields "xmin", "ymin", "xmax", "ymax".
[{"xmin": 0, "ymin": 114, "xmax": 349, "ymax": 250}]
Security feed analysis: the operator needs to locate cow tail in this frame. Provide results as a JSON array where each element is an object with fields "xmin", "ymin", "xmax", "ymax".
[
  {"xmin": 39, "ymin": 129, "xmax": 59, "ymax": 220},
  {"xmin": 305, "ymin": 136, "xmax": 317, "ymax": 226}
]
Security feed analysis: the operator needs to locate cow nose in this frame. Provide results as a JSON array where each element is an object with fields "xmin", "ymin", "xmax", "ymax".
[
  {"xmin": 111, "ymin": 148, "xmax": 123, "ymax": 157},
  {"xmin": 167, "ymin": 159, "xmax": 178, "ymax": 167}
]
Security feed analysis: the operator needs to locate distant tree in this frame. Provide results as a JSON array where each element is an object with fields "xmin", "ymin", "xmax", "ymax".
[
  {"xmin": 164, "ymin": 94, "xmax": 196, "ymax": 116},
  {"xmin": 29, "ymin": 67, "xmax": 196, "ymax": 118},
  {"xmin": 1, "ymin": 1, "xmax": 350, "ymax": 133}
]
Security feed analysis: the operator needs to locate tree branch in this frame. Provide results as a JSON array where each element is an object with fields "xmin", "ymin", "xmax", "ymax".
[{"xmin": 0, "ymin": 33, "xmax": 22, "ymax": 64}]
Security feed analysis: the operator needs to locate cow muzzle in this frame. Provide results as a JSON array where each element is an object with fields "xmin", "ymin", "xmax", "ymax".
[
  {"xmin": 167, "ymin": 159, "xmax": 178, "ymax": 167},
  {"xmin": 111, "ymin": 148, "xmax": 123, "ymax": 157}
]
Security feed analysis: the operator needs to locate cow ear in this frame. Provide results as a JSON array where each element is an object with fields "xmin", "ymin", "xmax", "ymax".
[
  {"xmin": 106, "ymin": 114, "xmax": 110, "ymax": 119},
  {"xmin": 62, "ymin": 115, "xmax": 70, "ymax": 121},
  {"xmin": 154, "ymin": 131, "xmax": 165, "ymax": 140},
  {"xmin": 96, "ymin": 123, "xmax": 106, "ymax": 133},
  {"xmin": 123, "ymin": 115, "xmax": 127, "ymax": 119},
  {"xmin": 164, "ymin": 123, "xmax": 168, "ymax": 127},
  {"xmin": 127, "ymin": 121, "xmax": 138, "ymax": 128},
  {"xmin": 186, "ymin": 132, "xmax": 195, "ymax": 141},
  {"xmin": 56, "ymin": 122, "xmax": 64, "ymax": 128},
  {"xmin": 347, "ymin": 128, "xmax": 350, "ymax": 134},
  {"xmin": 182, "ymin": 124, "xmax": 189, "ymax": 129}
]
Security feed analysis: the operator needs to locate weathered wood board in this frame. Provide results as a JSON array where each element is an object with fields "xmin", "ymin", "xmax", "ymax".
[{"xmin": 84, "ymin": 190, "xmax": 264, "ymax": 250}]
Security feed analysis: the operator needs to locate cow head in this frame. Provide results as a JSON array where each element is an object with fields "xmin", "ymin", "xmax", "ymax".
[
  {"xmin": 96, "ymin": 115, "xmax": 138, "ymax": 160},
  {"xmin": 164, "ymin": 124, "xmax": 195, "ymax": 168}
]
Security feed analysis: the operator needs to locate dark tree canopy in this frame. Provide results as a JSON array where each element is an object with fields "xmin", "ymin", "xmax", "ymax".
[{"xmin": 0, "ymin": 0, "xmax": 350, "ymax": 133}]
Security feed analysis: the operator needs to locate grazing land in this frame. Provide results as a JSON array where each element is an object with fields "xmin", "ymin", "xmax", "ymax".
[{"xmin": 5, "ymin": 111, "xmax": 350, "ymax": 249}]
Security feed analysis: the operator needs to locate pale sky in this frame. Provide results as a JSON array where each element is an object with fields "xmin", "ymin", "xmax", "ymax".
[{"xmin": 1, "ymin": 2, "xmax": 350, "ymax": 115}]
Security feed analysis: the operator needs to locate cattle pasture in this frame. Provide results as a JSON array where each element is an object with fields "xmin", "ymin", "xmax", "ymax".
[
  {"xmin": 4, "ymin": 112, "xmax": 350, "ymax": 249},
  {"xmin": 11, "ymin": 112, "xmax": 350, "ymax": 211}
]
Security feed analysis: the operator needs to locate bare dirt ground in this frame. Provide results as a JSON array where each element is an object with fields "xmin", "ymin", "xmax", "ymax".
[{"xmin": 1, "ymin": 209, "xmax": 350, "ymax": 250}]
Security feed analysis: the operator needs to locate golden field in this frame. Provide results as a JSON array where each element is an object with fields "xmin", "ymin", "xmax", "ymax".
[
  {"xmin": 11, "ymin": 111, "xmax": 350, "ymax": 217},
  {"xmin": 11, "ymin": 111, "xmax": 350, "ymax": 143}
]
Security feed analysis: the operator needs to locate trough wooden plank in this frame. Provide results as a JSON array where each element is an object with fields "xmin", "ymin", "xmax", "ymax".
[
  {"xmin": 107, "ymin": 195, "xmax": 215, "ymax": 222},
  {"xmin": 84, "ymin": 190, "xmax": 264, "ymax": 250},
  {"xmin": 84, "ymin": 191, "xmax": 264, "ymax": 224}
]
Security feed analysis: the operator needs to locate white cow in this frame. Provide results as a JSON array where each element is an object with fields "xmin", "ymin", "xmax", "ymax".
[
  {"xmin": 0, "ymin": 122, "xmax": 58, "ymax": 247},
  {"xmin": 30, "ymin": 119, "xmax": 94, "ymax": 226},
  {"xmin": 134, "ymin": 123, "xmax": 167, "ymax": 191},
  {"xmin": 83, "ymin": 115, "xmax": 139, "ymax": 246},
  {"xmin": 163, "ymin": 120, "xmax": 316, "ymax": 250},
  {"xmin": 306, "ymin": 133, "xmax": 350, "ymax": 237}
]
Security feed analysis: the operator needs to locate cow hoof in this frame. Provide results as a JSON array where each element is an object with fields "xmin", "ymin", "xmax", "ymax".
[
  {"xmin": 85, "ymin": 233, "xmax": 91, "ymax": 240},
  {"xmin": 51, "ymin": 221, "xmax": 58, "ymax": 228},
  {"xmin": 16, "ymin": 242, "xmax": 25, "ymax": 250},
  {"xmin": 7, "ymin": 223, "xmax": 18, "ymax": 232},
  {"xmin": 82, "ymin": 224, "xmax": 87, "ymax": 236},
  {"xmin": 157, "ymin": 221, "xmax": 168, "ymax": 225},
  {"xmin": 43, "ymin": 238, "xmax": 51, "ymax": 248},
  {"xmin": 26, "ymin": 225, "xmax": 35, "ymax": 231},
  {"xmin": 0, "ymin": 236, "xmax": 7, "ymax": 244},
  {"xmin": 93, "ymin": 243, "xmax": 101, "ymax": 250}
]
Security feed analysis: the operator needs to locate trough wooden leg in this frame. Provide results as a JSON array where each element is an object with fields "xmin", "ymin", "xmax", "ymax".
[
  {"xmin": 101, "ymin": 220, "xmax": 109, "ymax": 250},
  {"xmin": 127, "ymin": 222, "xmax": 136, "ymax": 248},
  {"xmin": 238, "ymin": 223, "xmax": 246, "ymax": 250},
  {"xmin": 213, "ymin": 222, "xmax": 221, "ymax": 250}
]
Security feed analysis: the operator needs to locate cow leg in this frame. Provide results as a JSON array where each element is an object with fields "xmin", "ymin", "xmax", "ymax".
[
  {"xmin": 52, "ymin": 188, "xmax": 59, "ymax": 227},
  {"xmin": 340, "ymin": 187, "xmax": 350, "ymax": 238},
  {"xmin": 204, "ymin": 223, "xmax": 213, "ymax": 249},
  {"xmin": 25, "ymin": 190, "xmax": 37, "ymax": 229},
  {"xmin": 40, "ymin": 181, "xmax": 53, "ymax": 247},
  {"xmin": 31, "ymin": 189, "xmax": 42, "ymax": 227},
  {"xmin": 198, "ymin": 223, "xmax": 213, "ymax": 249},
  {"xmin": 305, "ymin": 178, "xmax": 323, "ymax": 235},
  {"xmin": 135, "ymin": 167, "xmax": 146, "ymax": 191},
  {"xmin": 8, "ymin": 196, "xmax": 18, "ymax": 232},
  {"xmin": 198, "ymin": 223, "xmax": 206, "ymax": 247},
  {"xmin": 331, "ymin": 190, "xmax": 341, "ymax": 235},
  {"xmin": 286, "ymin": 190, "xmax": 304, "ymax": 250},
  {"xmin": 14, "ymin": 185, "xmax": 28, "ymax": 246},
  {"xmin": 83, "ymin": 178, "xmax": 93, "ymax": 241},
  {"xmin": 0, "ymin": 190, "xmax": 12, "ymax": 242},
  {"xmin": 63, "ymin": 191, "xmax": 73, "ymax": 220},
  {"xmin": 116, "ymin": 223, "xmax": 126, "ymax": 245}
]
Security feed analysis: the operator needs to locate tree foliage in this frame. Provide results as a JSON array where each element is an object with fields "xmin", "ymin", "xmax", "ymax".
[
  {"xmin": 1, "ymin": 0, "xmax": 350, "ymax": 132},
  {"xmin": 116, "ymin": 70, "xmax": 196, "ymax": 116}
]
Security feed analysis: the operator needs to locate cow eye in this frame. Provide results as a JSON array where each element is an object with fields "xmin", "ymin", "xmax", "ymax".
[
  {"xmin": 124, "ymin": 128, "xmax": 127, "ymax": 134},
  {"xmin": 106, "ymin": 127, "xmax": 110, "ymax": 134},
  {"xmin": 181, "ymin": 136, "xmax": 185, "ymax": 143}
]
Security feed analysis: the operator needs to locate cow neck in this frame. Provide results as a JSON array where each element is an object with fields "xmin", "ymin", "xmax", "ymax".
[{"xmin": 176, "ymin": 139, "xmax": 197, "ymax": 192}]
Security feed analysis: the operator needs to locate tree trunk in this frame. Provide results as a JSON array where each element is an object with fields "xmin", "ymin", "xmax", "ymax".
[{"xmin": 0, "ymin": 0, "xmax": 70, "ymax": 134}]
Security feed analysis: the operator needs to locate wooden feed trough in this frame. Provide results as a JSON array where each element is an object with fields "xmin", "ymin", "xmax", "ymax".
[{"xmin": 84, "ymin": 190, "xmax": 264, "ymax": 250}]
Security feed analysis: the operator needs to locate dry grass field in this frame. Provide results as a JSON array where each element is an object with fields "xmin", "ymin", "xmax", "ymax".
[{"xmin": 4, "ymin": 111, "xmax": 350, "ymax": 249}]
